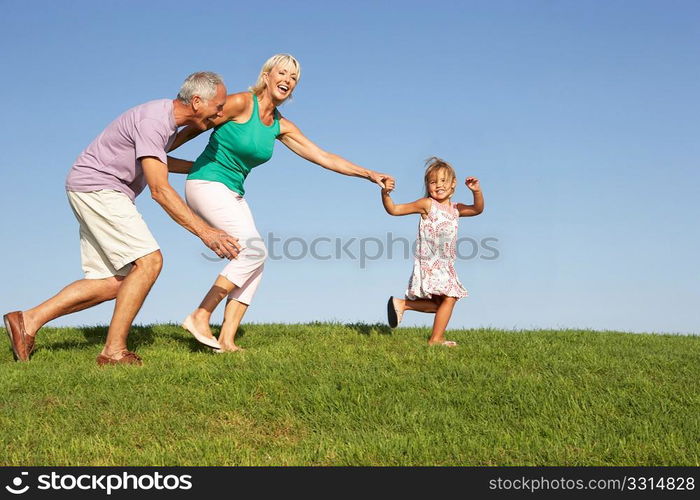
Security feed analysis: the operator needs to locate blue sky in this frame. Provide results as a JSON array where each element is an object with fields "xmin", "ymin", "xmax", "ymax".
[{"xmin": 1, "ymin": 0, "xmax": 698, "ymax": 334}]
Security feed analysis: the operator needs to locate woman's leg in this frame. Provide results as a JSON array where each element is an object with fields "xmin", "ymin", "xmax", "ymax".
[
  {"xmin": 428, "ymin": 296, "xmax": 458, "ymax": 345},
  {"xmin": 217, "ymin": 263, "xmax": 264, "ymax": 350},
  {"xmin": 218, "ymin": 298, "xmax": 249, "ymax": 351},
  {"xmin": 184, "ymin": 180, "xmax": 267, "ymax": 342},
  {"xmin": 186, "ymin": 275, "xmax": 237, "ymax": 339}
]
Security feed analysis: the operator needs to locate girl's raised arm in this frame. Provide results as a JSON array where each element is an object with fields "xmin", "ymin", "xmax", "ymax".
[{"xmin": 456, "ymin": 177, "xmax": 484, "ymax": 217}]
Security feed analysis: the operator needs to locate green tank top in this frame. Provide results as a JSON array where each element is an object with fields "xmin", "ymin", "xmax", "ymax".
[{"xmin": 187, "ymin": 93, "xmax": 280, "ymax": 196}]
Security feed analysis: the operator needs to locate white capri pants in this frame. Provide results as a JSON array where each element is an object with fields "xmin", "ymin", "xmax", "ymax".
[{"xmin": 185, "ymin": 180, "xmax": 267, "ymax": 305}]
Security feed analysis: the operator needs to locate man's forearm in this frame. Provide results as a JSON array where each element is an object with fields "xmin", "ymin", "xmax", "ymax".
[{"xmin": 150, "ymin": 184, "xmax": 205, "ymax": 237}]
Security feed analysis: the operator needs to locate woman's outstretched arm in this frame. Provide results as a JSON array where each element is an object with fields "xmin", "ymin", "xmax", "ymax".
[{"xmin": 278, "ymin": 117, "xmax": 394, "ymax": 189}]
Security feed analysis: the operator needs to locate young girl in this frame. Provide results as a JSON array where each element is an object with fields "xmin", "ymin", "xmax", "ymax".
[{"xmin": 381, "ymin": 157, "xmax": 484, "ymax": 346}]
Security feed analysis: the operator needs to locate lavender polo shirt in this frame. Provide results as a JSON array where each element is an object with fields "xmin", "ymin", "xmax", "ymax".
[{"xmin": 66, "ymin": 99, "xmax": 178, "ymax": 201}]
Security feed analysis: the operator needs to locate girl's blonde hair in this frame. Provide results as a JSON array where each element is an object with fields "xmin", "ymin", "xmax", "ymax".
[
  {"xmin": 249, "ymin": 54, "xmax": 302, "ymax": 101},
  {"xmin": 424, "ymin": 157, "xmax": 457, "ymax": 197}
]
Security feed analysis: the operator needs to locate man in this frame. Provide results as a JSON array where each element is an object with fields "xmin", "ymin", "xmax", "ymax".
[{"xmin": 4, "ymin": 72, "xmax": 240, "ymax": 366}]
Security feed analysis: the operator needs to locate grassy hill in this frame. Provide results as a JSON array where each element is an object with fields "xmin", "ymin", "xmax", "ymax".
[{"xmin": 1, "ymin": 323, "xmax": 698, "ymax": 466}]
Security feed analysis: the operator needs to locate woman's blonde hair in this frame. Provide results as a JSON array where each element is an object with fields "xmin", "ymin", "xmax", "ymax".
[
  {"xmin": 249, "ymin": 54, "xmax": 302, "ymax": 101},
  {"xmin": 424, "ymin": 157, "xmax": 457, "ymax": 197}
]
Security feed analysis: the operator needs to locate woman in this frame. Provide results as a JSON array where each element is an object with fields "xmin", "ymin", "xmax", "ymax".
[{"xmin": 170, "ymin": 54, "xmax": 393, "ymax": 352}]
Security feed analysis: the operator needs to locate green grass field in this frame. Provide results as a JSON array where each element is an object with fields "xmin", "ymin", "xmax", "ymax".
[{"xmin": 1, "ymin": 323, "xmax": 698, "ymax": 466}]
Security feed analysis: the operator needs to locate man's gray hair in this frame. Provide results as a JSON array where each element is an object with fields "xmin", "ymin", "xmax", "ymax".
[{"xmin": 177, "ymin": 71, "xmax": 224, "ymax": 104}]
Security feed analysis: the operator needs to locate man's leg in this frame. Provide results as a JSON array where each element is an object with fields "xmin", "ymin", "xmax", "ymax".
[
  {"xmin": 21, "ymin": 276, "xmax": 124, "ymax": 338},
  {"xmin": 100, "ymin": 250, "xmax": 163, "ymax": 358}
]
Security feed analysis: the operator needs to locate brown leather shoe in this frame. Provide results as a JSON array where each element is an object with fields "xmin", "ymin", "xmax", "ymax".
[
  {"xmin": 96, "ymin": 351, "xmax": 143, "ymax": 366},
  {"xmin": 4, "ymin": 311, "xmax": 29, "ymax": 361},
  {"xmin": 25, "ymin": 335, "xmax": 36, "ymax": 357}
]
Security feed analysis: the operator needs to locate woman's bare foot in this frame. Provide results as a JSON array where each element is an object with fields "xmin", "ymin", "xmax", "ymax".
[
  {"xmin": 428, "ymin": 339, "xmax": 458, "ymax": 347},
  {"xmin": 217, "ymin": 341, "xmax": 244, "ymax": 353}
]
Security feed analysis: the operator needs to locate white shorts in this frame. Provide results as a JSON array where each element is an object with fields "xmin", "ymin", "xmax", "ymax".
[{"xmin": 67, "ymin": 190, "xmax": 160, "ymax": 279}]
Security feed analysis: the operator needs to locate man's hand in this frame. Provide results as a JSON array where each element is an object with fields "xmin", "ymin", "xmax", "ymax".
[
  {"xmin": 200, "ymin": 227, "xmax": 241, "ymax": 260},
  {"xmin": 369, "ymin": 171, "xmax": 395, "ymax": 190}
]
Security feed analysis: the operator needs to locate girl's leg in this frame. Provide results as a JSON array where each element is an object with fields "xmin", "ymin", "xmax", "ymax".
[
  {"xmin": 389, "ymin": 296, "xmax": 441, "ymax": 327},
  {"xmin": 400, "ymin": 296, "xmax": 442, "ymax": 314},
  {"xmin": 428, "ymin": 296, "xmax": 458, "ymax": 345},
  {"xmin": 218, "ymin": 298, "xmax": 248, "ymax": 351},
  {"xmin": 393, "ymin": 295, "xmax": 442, "ymax": 322}
]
